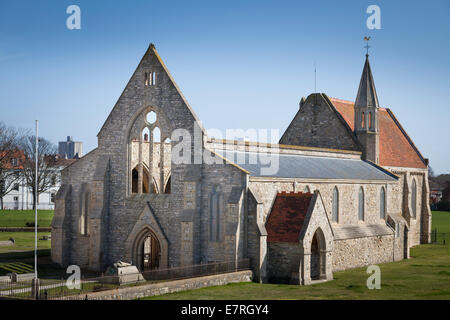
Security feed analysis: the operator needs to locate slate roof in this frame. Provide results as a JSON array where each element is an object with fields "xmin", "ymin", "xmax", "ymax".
[
  {"xmin": 216, "ymin": 150, "xmax": 397, "ymax": 181},
  {"xmin": 330, "ymin": 98, "xmax": 427, "ymax": 169},
  {"xmin": 266, "ymin": 192, "xmax": 313, "ymax": 243}
]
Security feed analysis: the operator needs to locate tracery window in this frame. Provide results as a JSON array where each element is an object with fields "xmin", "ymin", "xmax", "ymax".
[{"xmin": 129, "ymin": 109, "xmax": 171, "ymax": 195}]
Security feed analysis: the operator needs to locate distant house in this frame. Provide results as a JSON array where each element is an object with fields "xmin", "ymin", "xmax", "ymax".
[
  {"xmin": 1, "ymin": 152, "xmax": 75, "ymax": 210},
  {"xmin": 430, "ymin": 190, "xmax": 443, "ymax": 205}
]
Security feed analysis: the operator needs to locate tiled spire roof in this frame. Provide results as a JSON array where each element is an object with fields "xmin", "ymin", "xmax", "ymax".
[{"xmin": 355, "ymin": 55, "xmax": 380, "ymax": 109}]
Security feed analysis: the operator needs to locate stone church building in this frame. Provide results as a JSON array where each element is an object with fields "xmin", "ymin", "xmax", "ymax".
[{"xmin": 52, "ymin": 43, "xmax": 431, "ymax": 285}]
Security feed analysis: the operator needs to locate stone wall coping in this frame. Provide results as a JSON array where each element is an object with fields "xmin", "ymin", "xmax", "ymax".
[{"xmin": 65, "ymin": 270, "xmax": 252, "ymax": 300}]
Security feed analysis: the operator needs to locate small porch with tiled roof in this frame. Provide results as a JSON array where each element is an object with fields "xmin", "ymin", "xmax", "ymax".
[{"xmin": 265, "ymin": 191, "xmax": 334, "ymax": 285}]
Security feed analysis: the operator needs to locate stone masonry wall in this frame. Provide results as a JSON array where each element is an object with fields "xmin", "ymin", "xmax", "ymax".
[
  {"xmin": 385, "ymin": 166, "xmax": 430, "ymax": 247},
  {"xmin": 333, "ymin": 235, "xmax": 394, "ymax": 271},
  {"xmin": 267, "ymin": 242, "xmax": 300, "ymax": 283},
  {"xmin": 200, "ymin": 152, "xmax": 248, "ymax": 264},
  {"xmin": 279, "ymin": 94, "xmax": 360, "ymax": 151},
  {"xmin": 249, "ymin": 179, "xmax": 393, "ymax": 227}
]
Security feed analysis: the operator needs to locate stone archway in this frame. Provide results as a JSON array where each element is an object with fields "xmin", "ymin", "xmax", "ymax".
[
  {"xmin": 310, "ymin": 228, "xmax": 326, "ymax": 280},
  {"xmin": 132, "ymin": 227, "xmax": 162, "ymax": 271}
]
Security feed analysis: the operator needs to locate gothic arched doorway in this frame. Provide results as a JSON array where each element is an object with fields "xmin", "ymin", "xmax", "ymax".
[
  {"xmin": 133, "ymin": 228, "xmax": 161, "ymax": 271},
  {"xmin": 310, "ymin": 228, "xmax": 326, "ymax": 280}
]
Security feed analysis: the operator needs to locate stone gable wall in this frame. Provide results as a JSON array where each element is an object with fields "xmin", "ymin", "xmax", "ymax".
[{"xmin": 279, "ymin": 94, "xmax": 360, "ymax": 151}]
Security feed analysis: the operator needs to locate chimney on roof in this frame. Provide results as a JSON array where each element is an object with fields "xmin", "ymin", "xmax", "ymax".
[{"xmin": 299, "ymin": 96, "xmax": 306, "ymax": 109}]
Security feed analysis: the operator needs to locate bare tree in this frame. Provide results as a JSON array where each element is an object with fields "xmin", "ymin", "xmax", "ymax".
[
  {"xmin": 428, "ymin": 165, "xmax": 435, "ymax": 178},
  {"xmin": 21, "ymin": 135, "xmax": 58, "ymax": 210},
  {"xmin": 0, "ymin": 122, "xmax": 21, "ymax": 210}
]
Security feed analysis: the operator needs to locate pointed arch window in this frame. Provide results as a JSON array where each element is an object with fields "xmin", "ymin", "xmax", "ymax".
[
  {"xmin": 210, "ymin": 186, "xmax": 223, "ymax": 242},
  {"xmin": 369, "ymin": 112, "xmax": 373, "ymax": 129},
  {"xmin": 380, "ymin": 186, "xmax": 386, "ymax": 219},
  {"xmin": 411, "ymin": 179, "xmax": 417, "ymax": 219},
  {"xmin": 358, "ymin": 187, "xmax": 365, "ymax": 221},
  {"xmin": 129, "ymin": 109, "xmax": 171, "ymax": 195},
  {"xmin": 332, "ymin": 186, "xmax": 339, "ymax": 222},
  {"xmin": 80, "ymin": 190, "xmax": 89, "ymax": 235},
  {"xmin": 142, "ymin": 127, "xmax": 150, "ymax": 142},
  {"xmin": 153, "ymin": 127, "xmax": 161, "ymax": 143},
  {"xmin": 361, "ymin": 112, "xmax": 365, "ymax": 129},
  {"xmin": 132, "ymin": 165, "xmax": 150, "ymax": 194}
]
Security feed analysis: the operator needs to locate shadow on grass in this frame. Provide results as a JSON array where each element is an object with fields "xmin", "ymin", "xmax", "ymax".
[{"xmin": 0, "ymin": 249, "xmax": 50, "ymax": 261}]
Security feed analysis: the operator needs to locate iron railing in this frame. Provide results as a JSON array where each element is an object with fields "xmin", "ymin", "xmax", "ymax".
[
  {"xmin": 430, "ymin": 229, "xmax": 448, "ymax": 245},
  {"xmin": 0, "ymin": 259, "xmax": 250, "ymax": 300}
]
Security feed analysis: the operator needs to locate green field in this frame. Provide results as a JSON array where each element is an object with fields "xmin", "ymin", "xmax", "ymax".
[
  {"xmin": 0, "ymin": 210, "xmax": 54, "ymax": 227},
  {"xmin": 0, "ymin": 232, "xmax": 51, "ymax": 254},
  {"xmin": 432, "ymin": 211, "xmax": 450, "ymax": 233},
  {"xmin": 143, "ymin": 210, "xmax": 450, "ymax": 300},
  {"xmin": 0, "ymin": 261, "xmax": 33, "ymax": 274},
  {"xmin": 143, "ymin": 245, "xmax": 450, "ymax": 300}
]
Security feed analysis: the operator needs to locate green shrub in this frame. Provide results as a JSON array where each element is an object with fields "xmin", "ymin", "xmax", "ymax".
[
  {"xmin": 25, "ymin": 222, "xmax": 39, "ymax": 227},
  {"xmin": 436, "ymin": 200, "xmax": 450, "ymax": 212}
]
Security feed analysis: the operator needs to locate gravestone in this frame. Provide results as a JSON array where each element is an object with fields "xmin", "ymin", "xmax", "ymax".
[{"xmin": 0, "ymin": 240, "xmax": 14, "ymax": 247}]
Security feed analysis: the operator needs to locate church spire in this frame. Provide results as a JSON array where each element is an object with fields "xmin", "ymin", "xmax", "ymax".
[
  {"xmin": 354, "ymin": 47, "xmax": 380, "ymax": 164},
  {"xmin": 355, "ymin": 54, "xmax": 380, "ymax": 110}
]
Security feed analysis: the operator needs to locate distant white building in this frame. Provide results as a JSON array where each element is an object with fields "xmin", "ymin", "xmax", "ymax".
[
  {"xmin": 1, "ymin": 154, "xmax": 75, "ymax": 210},
  {"xmin": 58, "ymin": 136, "xmax": 83, "ymax": 159}
]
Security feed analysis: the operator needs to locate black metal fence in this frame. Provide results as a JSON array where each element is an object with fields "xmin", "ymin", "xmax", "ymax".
[
  {"xmin": 1, "ymin": 259, "xmax": 250, "ymax": 300},
  {"xmin": 0, "ymin": 278, "xmax": 35, "ymax": 300},
  {"xmin": 430, "ymin": 229, "xmax": 448, "ymax": 245}
]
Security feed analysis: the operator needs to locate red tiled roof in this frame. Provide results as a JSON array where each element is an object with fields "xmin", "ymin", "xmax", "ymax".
[
  {"xmin": 0, "ymin": 150, "xmax": 25, "ymax": 169},
  {"xmin": 329, "ymin": 98, "xmax": 426, "ymax": 169},
  {"xmin": 266, "ymin": 192, "xmax": 313, "ymax": 243}
]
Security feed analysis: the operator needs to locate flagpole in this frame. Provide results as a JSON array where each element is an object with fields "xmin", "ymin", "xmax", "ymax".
[{"xmin": 34, "ymin": 120, "xmax": 38, "ymax": 279}]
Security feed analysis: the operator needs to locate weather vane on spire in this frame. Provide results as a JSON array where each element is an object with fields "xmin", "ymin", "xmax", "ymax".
[{"xmin": 364, "ymin": 36, "xmax": 371, "ymax": 56}]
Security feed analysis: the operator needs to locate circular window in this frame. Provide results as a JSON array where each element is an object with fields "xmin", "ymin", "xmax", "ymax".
[{"xmin": 146, "ymin": 111, "xmax": 157, "ymax": 124}]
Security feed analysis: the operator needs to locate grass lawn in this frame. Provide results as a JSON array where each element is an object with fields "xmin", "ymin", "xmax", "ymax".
[
  {"xmin": 0, "ymin": 232, "xmax": 51, "ymax": 254},
  {"xmin": 432, "ymin": 211, "xmax": 450, "ymax": 234},
  {"xmin": 144, "ymin": 211, "xmax": 450, "ymax": 300},
  {"xmin": 143, "ymin": 244, "xmax": 450, "ymax": 300},
  {"xmin": 0, "ymin": 210, "xmax": 54, "ymax": 227}
]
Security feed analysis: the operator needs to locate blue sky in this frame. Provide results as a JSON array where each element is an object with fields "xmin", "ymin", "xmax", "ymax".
[{"xmin": 0, "ymin": 0, "xmax": 449, "ymax": 173}]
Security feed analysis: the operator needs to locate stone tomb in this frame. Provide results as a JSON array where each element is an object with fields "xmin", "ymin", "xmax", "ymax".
[{"xmin": 102, "ymin": 261, "xmax": 144, "ymax": 285}]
